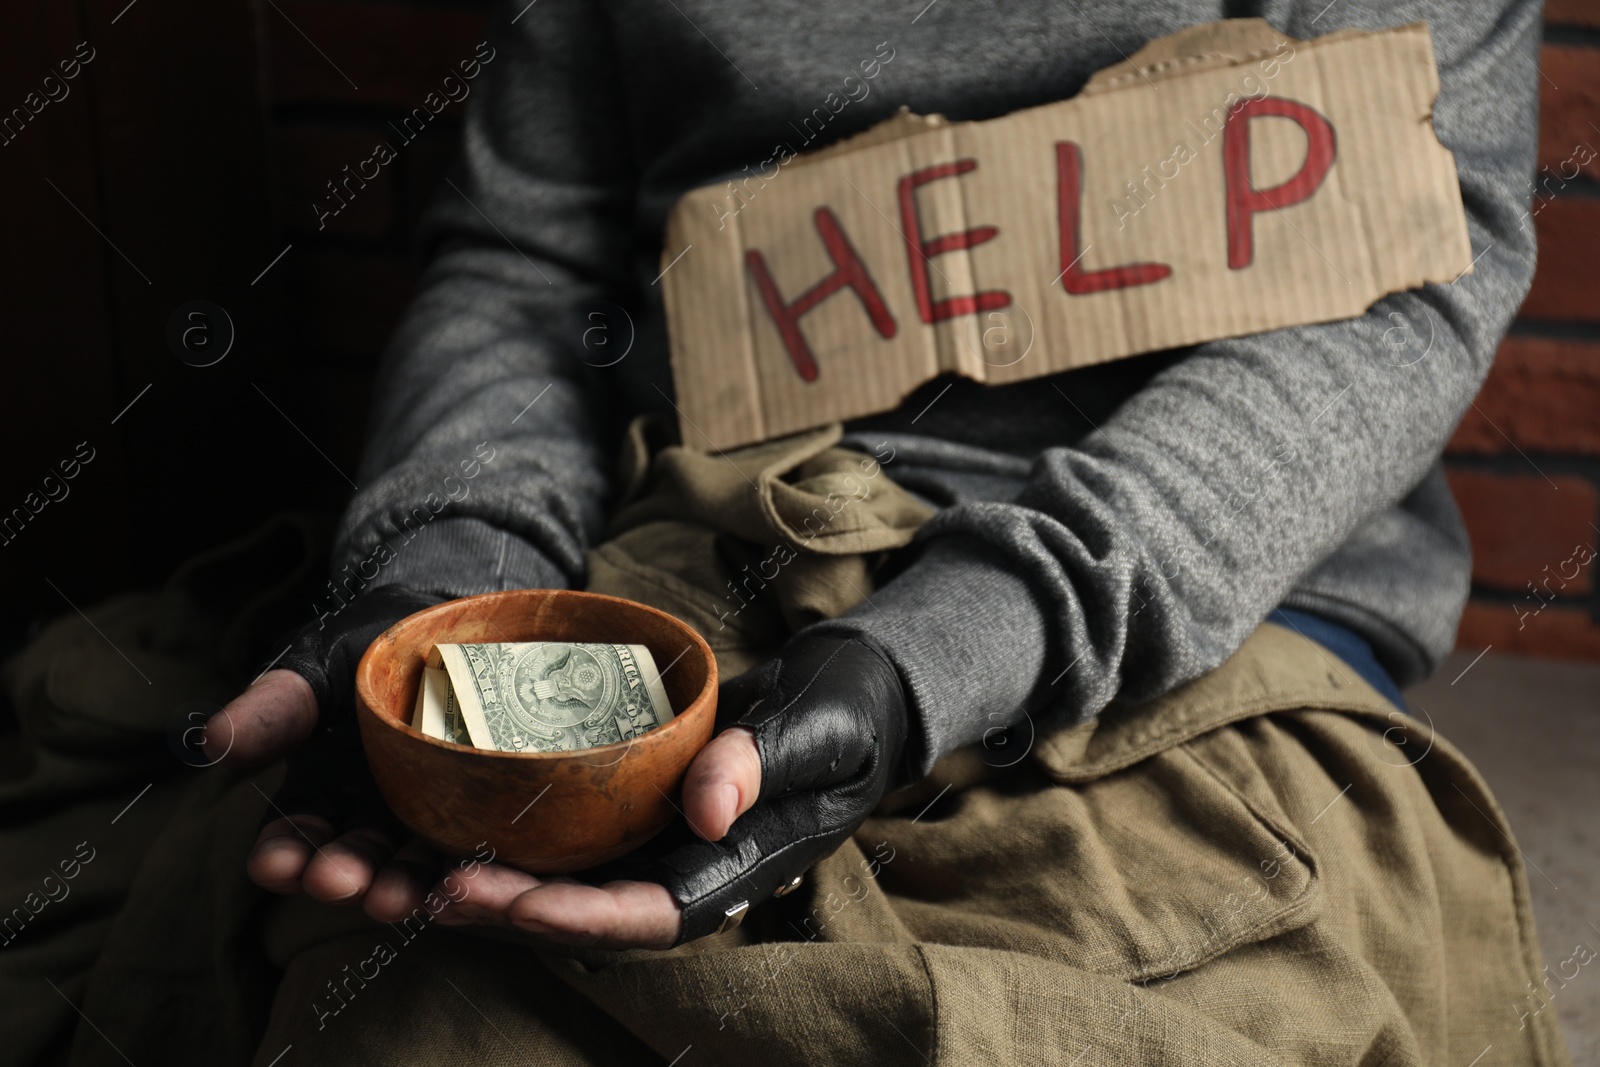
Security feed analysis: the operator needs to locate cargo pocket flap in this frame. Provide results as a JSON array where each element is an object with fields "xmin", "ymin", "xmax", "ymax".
[
  {"xmin": 869, "ymin": 739, "xmax": 1322, "ymax": 986},
  {"xmin": 1082, "ymin": 746, "xmax": 1322, "ymax": 984}
]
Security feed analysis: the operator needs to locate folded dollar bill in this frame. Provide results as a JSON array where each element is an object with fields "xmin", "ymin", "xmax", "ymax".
[{"xmin": 412, "ymin": 641, "xmax": 674, "ymax": 753}]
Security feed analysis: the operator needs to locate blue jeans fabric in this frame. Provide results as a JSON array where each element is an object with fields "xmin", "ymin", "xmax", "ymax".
[{"xmin": 1267, "ymin": 608, "xmax": 1407, "ymax": 711}]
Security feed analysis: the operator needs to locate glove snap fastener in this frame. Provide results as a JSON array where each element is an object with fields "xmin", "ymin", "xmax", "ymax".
[
  {"xmin": 717, "ymin": 900, "xmax": 750, "ymax": 934},
  {"xmin": 773, "ymin": 874, "xmax": 804, "ymax": 898}
]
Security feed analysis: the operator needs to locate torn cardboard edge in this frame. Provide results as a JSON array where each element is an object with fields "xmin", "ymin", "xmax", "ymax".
[{"xmin": 661, "ymin": 19, "xmax": 1471, "ymax": 452}]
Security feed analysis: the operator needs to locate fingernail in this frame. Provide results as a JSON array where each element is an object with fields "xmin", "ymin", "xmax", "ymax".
[
  {"xmin": 720, "ymin": 782, "xmax": 740, "ymax": 829},
  {"xmin": 253, "ymin": 832, "xmax": 298, "ymax": 851},
  {"xmin": 515, "ymin": 917, "xmax": 553, "ymax": 936}
]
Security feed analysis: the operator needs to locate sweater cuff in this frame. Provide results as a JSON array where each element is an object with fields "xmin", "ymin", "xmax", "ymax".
[
  {"xmin": 353, "ymin": 516, "xmax": 571, "ymax": 600},
  {"xmin": 808, "ymin": 536, "xmax": 1053, "ymax": 778}
]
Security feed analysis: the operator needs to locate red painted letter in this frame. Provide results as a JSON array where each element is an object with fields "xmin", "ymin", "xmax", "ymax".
[
  {"xmin": 1055, "ymin": 141, "xmax": 1172, "ymax": 294},
  {"xmin": 898, "ymin": 160, "xmax": 1012, "ymax": 323},
  {"xmin": 745, "ymin": 207, "xmax": 897, "ymax": 382},
  {"xmin": 1223, "ymin": 96, "xmax": 1336, "ymax": 269}
]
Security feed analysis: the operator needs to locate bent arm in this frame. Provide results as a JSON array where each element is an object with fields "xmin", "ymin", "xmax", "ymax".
[
  {"xmin": 820, "ymin": 0, "xmax": 1542, "ymax": 775},
  {"xmin": 333, "ymin": 0, "xmax": 635, "ymax": 599}
]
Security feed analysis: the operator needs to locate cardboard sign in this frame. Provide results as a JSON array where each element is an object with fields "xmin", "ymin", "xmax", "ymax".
[{"xmin": 660, "ymin": 20, "xmax": 1471, "ymax": 451}]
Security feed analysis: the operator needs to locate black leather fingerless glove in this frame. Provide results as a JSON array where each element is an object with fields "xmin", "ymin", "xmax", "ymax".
[
  {"xmin": 276, "ymin": 584, "xmax": 443, "ymax": 725},
  {"xmin": 267, "ymin": 583, "xmax": 443, "ymax": 832},
  {"xmin": 641, "ymin": 632, "xmax": 910, "ymax": 944}
]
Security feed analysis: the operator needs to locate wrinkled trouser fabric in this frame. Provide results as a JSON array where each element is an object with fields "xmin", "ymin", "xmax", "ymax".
[{"xmin": 0, "ymin": 427, "xmax": 1572, "ymax": 1066}]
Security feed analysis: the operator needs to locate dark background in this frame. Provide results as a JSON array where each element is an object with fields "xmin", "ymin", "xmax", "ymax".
[{"xmin": 3, "ymin": 0, "xmax": 1598, "ymax": 665}]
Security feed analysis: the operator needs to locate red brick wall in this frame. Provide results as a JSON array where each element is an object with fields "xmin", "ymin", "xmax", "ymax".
[
  {"xmin": 1446, "ymin": 8, "xmax": 1600, "ymax": 661},
  {"xmin": 259, "ymin": 2, "xmax": 1600, "ymax": 662}
]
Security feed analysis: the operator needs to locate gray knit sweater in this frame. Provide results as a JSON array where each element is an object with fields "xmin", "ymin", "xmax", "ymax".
[{"xmin": 335, "ymin": 0, "xmax": 1540, "ymax": 773}]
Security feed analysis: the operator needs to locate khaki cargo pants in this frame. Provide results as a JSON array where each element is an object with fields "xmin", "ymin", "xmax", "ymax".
[{"xmin": 246, "ymin": 423, "xmax": 1572, "ymax": 1066}]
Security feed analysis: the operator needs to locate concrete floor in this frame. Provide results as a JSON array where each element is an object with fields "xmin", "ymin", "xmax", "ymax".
[{"xmin": 1406, "ymin": 651, "xmax": 1600, "ymax": 1063}]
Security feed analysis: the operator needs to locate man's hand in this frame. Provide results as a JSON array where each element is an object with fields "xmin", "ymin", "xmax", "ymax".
[
  {"xmin": 418, "ymin": 633, "xmax": 909, "ymax": 948},
  {"xmin": 212, "ymin": 592, "xmax": 908, "ymax": 950},
  {"xmin": 204, "ymin": 584, "xmax": 444, "ymax": 907}
]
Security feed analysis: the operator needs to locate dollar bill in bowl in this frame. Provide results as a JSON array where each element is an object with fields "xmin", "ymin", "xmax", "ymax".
[{"xmin": 413, "ymin": 641, "xmax": 675, "ymax": 754}]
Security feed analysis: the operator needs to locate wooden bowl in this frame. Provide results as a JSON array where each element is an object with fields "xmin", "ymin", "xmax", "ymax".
[{"xmin": 354, "ymin": 589, "xmax": 716, "ymax": 873}]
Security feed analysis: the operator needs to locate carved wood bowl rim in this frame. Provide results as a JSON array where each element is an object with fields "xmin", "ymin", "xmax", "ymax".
[{"xmin": 354, "ymin": 588, "xmax": 718, "ymax": 761}]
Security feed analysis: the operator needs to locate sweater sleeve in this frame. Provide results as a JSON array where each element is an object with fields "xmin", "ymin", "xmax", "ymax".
[
  {"xmin": 331, "ymin": 0, "xmax": 632, "ymax": 600},
  {"xmin": 817, "ymin": 0, "xmax": 1543, "ymax": 776}
]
